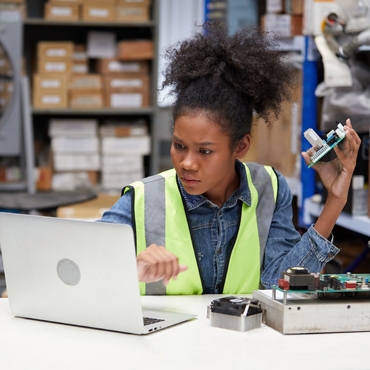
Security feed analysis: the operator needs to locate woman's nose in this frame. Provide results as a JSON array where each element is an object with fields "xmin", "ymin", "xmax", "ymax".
[{"xmin": 181, "ymin": 152, "xmax": 198, "ymax": 171}]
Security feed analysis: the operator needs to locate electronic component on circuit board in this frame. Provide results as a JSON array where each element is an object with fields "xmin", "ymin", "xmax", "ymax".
[{"xmin": 304, "ymin": 122, "xmax": 346, "ymax": 167}]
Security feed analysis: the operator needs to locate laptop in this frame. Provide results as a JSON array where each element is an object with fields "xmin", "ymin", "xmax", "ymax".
[{"xmin": 0, "ymin": 212, "xmax": 196, "ymax": 334}]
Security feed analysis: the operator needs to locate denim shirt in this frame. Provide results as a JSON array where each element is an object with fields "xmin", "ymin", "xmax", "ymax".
[{"xmin": 100, "ymin": 160, "xmax": 340, "ymax": 293}]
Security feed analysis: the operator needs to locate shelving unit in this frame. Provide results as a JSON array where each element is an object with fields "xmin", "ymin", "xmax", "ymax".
[{"xmin": 20, "ymin": 0, "xmax": 161, "ymax": 192}]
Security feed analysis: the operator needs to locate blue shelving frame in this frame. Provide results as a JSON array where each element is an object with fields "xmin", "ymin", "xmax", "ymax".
[{"xmin": 299, "ymin": 36, "xmax": 319, "ymax": 227}]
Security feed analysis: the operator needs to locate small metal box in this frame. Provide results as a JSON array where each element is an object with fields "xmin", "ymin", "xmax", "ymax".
[{"xmin": 207, "ymin": 296, "xmax": 262, "ymax": 332}]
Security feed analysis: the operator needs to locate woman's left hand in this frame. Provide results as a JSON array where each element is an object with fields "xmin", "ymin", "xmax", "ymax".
[{"xmin": 301, "ymin": 119, "xmax": 361, "ymax": 202}]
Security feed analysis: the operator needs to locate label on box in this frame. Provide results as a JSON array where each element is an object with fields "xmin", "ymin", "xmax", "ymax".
[
  {"xmin": 41, "ymin": 80, "xmax": 61, "ymax": 88},
  {"xmin": 51, "ymin": 7, "xmax": 72, "ymax": 16},
  {"xmin": 267, "ymin": 0, "xmax": 283, "ymax": 13},
  {"xmin": 120, "ymin": 8, "xmax": 145, "ymax": 16},
  {"xmin": 111, "ymin": 93, "xmax": 142, "ymax": 108},
  {"xmin": 46, "ymin": 49, "xmax": 66, "ymax": 57},
  {"xmin": 73, "ymin": 52, "xmax": 87, "ymax": 61},
  {"xmin": 110, "ymin": 79, "xmax": 143, "ymax": 88},
  {"xmin": 108, "ymin": 61, "xmax": 140, "ymax": 72},
  {"xmin": 72, "ymin": 64, "xmax": 88, "ymax": 74},
  {"xmin": 45, "ymin": 62, "xmax": 66, "ymax": 72},
  {"xmin": 264, "ymin": 14, "xmax": 291, "ymax": 37},
  {"xmin": 89, "ymin": 8, "xmax": 109, "ymax": 17},
  {"xmin": 72, "ymin": 96, "xmax": 102, "ymax": 106},
  {"xmin": 42, "ymin": 95, "xmax": 61, "ymax": 104}
]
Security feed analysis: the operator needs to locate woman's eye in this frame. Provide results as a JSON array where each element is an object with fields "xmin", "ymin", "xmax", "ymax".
[
  {"xmin": 175, "ymin": 143, "xmax": 185, "ymax": 150},
  {"xmin": 200, "ymin": 149, "xmax": 212, "ymax": 155}
]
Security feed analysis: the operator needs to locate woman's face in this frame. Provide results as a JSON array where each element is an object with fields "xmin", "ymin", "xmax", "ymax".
[{"xmin": 171, "ymin": 112, "xmax": 250, "ymax": 206}]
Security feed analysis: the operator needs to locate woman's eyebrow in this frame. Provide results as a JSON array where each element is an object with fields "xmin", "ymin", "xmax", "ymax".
[{"xmin": 173, "ymin": 135, "xmax": 217, "ymax": 146}]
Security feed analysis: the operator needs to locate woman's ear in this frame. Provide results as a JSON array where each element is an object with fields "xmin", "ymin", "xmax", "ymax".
[{"xmin": 235, "ymin": 134, "xmax": 251, "ymax": 159}]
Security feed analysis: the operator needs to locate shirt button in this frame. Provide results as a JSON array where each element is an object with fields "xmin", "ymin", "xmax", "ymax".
[
  {"xmin": 327, "ymin": 252, "xmax": 334, "ymax": 259},
  {"xmin": 218, "ymin": 210, "xmax": 222, "ymax": 216},
  {"xmin": 207, "ymin": 203, "xmax": 212, "ymax": 209},
  {"xmin": 217, "ymin": 249, "xmax": 221, "ymax": 254}
]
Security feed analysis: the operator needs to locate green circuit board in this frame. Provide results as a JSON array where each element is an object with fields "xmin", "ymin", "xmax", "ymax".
[{"xmin": 274, "ymin": 273, "xmax": 370, "ymax": 295}]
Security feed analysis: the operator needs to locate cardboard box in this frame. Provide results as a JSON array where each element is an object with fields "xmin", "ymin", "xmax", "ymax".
[
  {"xmin": 117, "ymin": 0, "xmax": 151, "ymax": 4},
  {"xmin": 38, "ymin": 58, "xmax": 73, "ymax": 74},
  {"xmin": 56, "ymin": 193, "xmax": 121, "ymax": 220},
  {"xmin": 102, "ymin": 170, "xmax": 144, "ymax": 189},
  {"xmin": 33, "ymin": 90, "xmax": 68, "ymax": 108},
  {"xmin": 99, "ymin": 123, "xmax": 147, "ymax": 137},
  {"xmin": 73, "ymin": 44, "xmax": 87, "ymax": 61},
  {"xmin": 81, "ymin": 2, "xmax": 115, "ymax": 21},
  {"xmin": 104, "ymin": 90, "xmax": 149, "ymax": 108},
  {"xmin": 96, "ymin": 59, "xmax": 148, "ymax": 74},
  {"xmin": 118, "ymin": 40, "xmax": 153, "ymax": 60},
  {"xmin": 69, "ymin": 91, "xmax": 104, "ymax": 109},
  {"xmin": 44, "ymin": 2, "xmax": 80, "ymax": 21},
  {"xmin": 261, "ymin": 14, "xmax": 302, "ymax": 37},
  {"xmin": 266, "ymin": 0, "xmax": 283, "ymax": 13},
  {"xmin": 72, "ymin": 61, "xmax": 89, "ymax": 75},
  {"xmin": 291, "ymin": 0, "xmax": 304, "ymax": 15},
  {"xmin": 103, "ymin": 73, "xmax": 148, "ymax": 91},
  {"xmin": 52, "ymin": 171, "xmax": 97, "ymax": 191},
  {"xmin": 101, "ymin": 154, "xmax": 143, "ymax": 172},
  {"xmin": 37, "ymin": 42, "xmax": 74, "ymax": 60},
  {"xmin": 101, "ymin": 135, "xmax": 150, "ymax": 155},
  {"xmin": 33, "ymin": 73, "xmax": 69, "ymax": 91},
  {"xmin": 51, "ymin": 137, "xmax": 99, "ymax": 153},
  {"xmin": 34, "ymin": 167, "xmax": 52, "ymax": 191},
  {"xmin": 70, "ymin": 74, "xmax": 102, "ymax": 90},
  {"xmin": 242, "ymin": 72, "xmax": 302, "ymax": 178},
  {"xmin": 116, "ymin": 4, "xmax": 150, "ymax": 22},
  {"xmin": 53, "ymin": 153, "xmax": 100, "ymax": 171},
  {"xmin": 49, "ymin": 119, "xmax": 98, "ymax": 137},
  {"xmin": 49, "ymin": 0, "xmax": 82, "ymax": 2},
  {"xmin": 0, "ymin": 167, "xmax": 21, "ymax": 183}
]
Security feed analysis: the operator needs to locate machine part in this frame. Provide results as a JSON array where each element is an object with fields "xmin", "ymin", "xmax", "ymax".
[
  {"xmin": 304, "ymin": 122, "xmax": 346, "ymax": 167},
  {"xmin": 281, "ymin": 267, "xmax": 315, "ymax": 291},
  {"xmin": 253, "ymin": 289, "xmax": 370, "ymax": 334},
  {"xmin": 338, "ymin": 28, "xmax": 370, "ymax": 59},
  {"xmin": 207, "ymin": 296, "xmax": 263, "ymax": 332}
]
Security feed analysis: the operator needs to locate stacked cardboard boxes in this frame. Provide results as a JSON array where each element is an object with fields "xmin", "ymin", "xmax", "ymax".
[
  {"xmin": 44, "ymin": 0, "xmax": 151, "ymax": 22},
  {"xmin": 98, "ymin": 39, "xmax": 152, "ymax": 108},
  {"xmin": 33, "ymin": 42, "xmax": 73, "ymax": 109},
  {"xmin": 69, "ymin": 74, "xmax": 104, "ymax": 109},
  {"xmin": 261, "ymin": 0, "xmax": 303, "ymax": 37},
  {"xmin": 49, "ymin": 119, "xmax": 100, "ymax": 190},
  {"xmin": 0, "ymin": 0, "xmax": 27, "ymax": 18},
  {"xmin": 100, "ymin": 120, "xmax": 149, "ymax": 189}
]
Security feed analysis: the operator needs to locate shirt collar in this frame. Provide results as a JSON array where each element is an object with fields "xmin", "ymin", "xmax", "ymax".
[{"xmin": 177, "ymin": 160, "xmax": 252, "ymax": 211}]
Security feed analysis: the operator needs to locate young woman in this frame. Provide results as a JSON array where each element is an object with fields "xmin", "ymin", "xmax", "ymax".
[{"xmin": 101, "ymin": 23, "xmax": 361, "ymax": 295}]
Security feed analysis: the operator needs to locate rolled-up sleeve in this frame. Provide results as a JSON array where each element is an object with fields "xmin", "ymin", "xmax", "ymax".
[
  {"xmin": 261, "ymin": 172, "xmax": 340, "ymax": 288},
  {"xmin": 98, "ymin": 190, "xmax": 133, "ymax": 226}
]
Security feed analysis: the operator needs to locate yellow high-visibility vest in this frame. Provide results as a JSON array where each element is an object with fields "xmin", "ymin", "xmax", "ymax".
[{"xmin": 123, "ymin": 163, "xmax": 278, "ymax": 295}]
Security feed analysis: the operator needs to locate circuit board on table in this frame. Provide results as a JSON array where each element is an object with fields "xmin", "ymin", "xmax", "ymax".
[{"xmin": 274, "ymin": 267, "xmax": 370, "ymax": 298}]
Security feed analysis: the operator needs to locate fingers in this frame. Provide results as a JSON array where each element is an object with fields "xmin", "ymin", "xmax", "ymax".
[
  {"xmin": 136, "ymin": 244, "xmax": 187, "ymax": 286},
  {"xmin": 301, "ymin": 151, "xmax": 312, "ymax": 166}
]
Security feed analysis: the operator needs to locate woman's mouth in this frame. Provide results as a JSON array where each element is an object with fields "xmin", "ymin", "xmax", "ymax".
[{"xmin": 181, "ymin": 175, "xmax": 201, "ymax": 186}]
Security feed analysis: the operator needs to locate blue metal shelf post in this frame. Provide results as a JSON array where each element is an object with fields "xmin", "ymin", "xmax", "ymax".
[{"xmin": 299, "ymin": 36, "xmax": 319, "ymax": 227}]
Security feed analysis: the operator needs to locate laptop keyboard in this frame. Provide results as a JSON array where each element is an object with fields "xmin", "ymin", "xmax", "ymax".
[{"xmin": 143, "ymin": 317, "xmax": 165, "ymax": 326}]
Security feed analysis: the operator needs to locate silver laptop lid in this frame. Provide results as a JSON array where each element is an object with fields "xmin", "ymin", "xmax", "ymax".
[{"xmin": 0, "ymin": 213, "xmax": 146, "ymax": 334}]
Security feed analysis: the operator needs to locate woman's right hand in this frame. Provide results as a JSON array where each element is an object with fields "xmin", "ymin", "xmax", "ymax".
[{"xmin": 136, "ymin": 244, "xmax": 188, "ymax": 286}]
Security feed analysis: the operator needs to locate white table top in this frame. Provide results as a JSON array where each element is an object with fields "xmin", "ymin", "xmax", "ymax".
[{"xmin": 0, "ymin": 295, "xmax": 368, "ymax": 370}]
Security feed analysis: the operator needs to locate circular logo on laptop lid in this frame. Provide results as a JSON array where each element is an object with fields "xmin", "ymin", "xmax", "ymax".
[{"xmin": 57, "ymin": 258, "xmax": 81, "ymax": 286}]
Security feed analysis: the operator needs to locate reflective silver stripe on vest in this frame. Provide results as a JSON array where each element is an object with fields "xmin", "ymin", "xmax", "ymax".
[
  {"xmin": 246, "ymin": 164, "xmax": 276, "ymax": 268},
  {"xmin": 142, "ymin": 175, "xmax": 166, "ymax": 295}
]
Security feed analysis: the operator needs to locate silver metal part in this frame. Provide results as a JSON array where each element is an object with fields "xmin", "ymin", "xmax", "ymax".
[
  {"xmin": 253, "ymin": 289, "xmax": 370, "ymax": 334},
  {"xmin": 304, "ymin": 128, "xmax": 324, "ymax": 148},
  {"xmin": 209, "ymin": 311, "xmax": 262, "ymax": 332}
]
